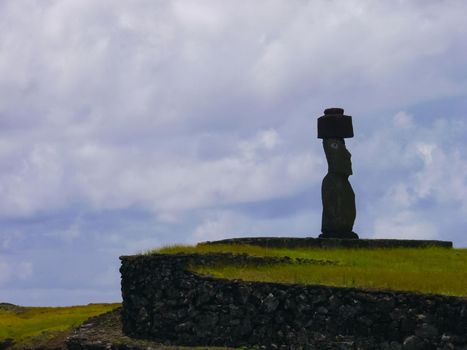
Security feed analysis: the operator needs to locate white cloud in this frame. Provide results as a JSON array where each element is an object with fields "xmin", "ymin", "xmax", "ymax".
[
  {"xmin": 191, "ymin": 208, "xmax": 320, "ymax": 244},
  {"xmin": 393, "ymin": 111, "xmax": 414, "ymax": 129},
  {"xmin": 372, "ymin": 211, "xmax": 437, "ymax": 240},
  {"xmin": 413, "ymin": 145, "xmax": 467, "ymax": 212},
  {"xmin": 0, "ymin": 260, "xmax": 33, "ymax": 286},
  {"xmin": 91, "ymin": 266, "xmax": 120, "ymax": 288},
  {"xmin": 0, "ymin": 127, "xmax": 318, "ymax": 220},
  {"xmin": 0, "ymin": 0, "xmax": 467, "ymax": 304},
  {"xmin": 17, "ymin": 262, "xmax": 33, "ymax": 280},
  {"xmin": 125, "ymin": 237, "xmax": 164, "ymax": 255},
  {"xmin": 0, "ymin": 143, "xmax": 66, "ymax": 217},
  {"xmin": 415, "ymin": 143, "xmax": 436, "ymax": 165},
  {"xmin": 356, "ymin": 111, "xmax": 467, "ymax": 240},
  {"xmin": 0, "ymin": 261, "xmax": 11, "ymax": 285},
  {"xmin": 384, "ymin": 184, "xmax": 416, "ymax": 209},
  {"xmin": 0, "ymin": 231, "xmax": 24, "ymax": 250},
  {"xmin": 192, "ymin": 211, "xmax": 241, "ymax": 243},
  {"xmin": 44, "ymin": 220, "xmax": 82, "ymax": 242},
  {"xmin": 238, "ymin": 129, "xmax": 281, "ymax": 159}
]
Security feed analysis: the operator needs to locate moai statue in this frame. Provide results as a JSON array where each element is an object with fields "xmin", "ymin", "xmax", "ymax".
[{"xmin": 318, "ymin": 108, "xmax": 358, "ymax": 239}]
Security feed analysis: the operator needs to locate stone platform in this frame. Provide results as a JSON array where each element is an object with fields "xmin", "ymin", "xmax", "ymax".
[
  {"xmin": 201, "ymin": 236, "xmax": 453, "ymax": 249},
  {"xmin": 120, "ymin": 252, "xmax": 467, "ymax": 349}
]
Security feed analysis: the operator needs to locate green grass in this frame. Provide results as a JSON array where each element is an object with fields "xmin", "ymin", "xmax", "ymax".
[
  {"xmin": 0, "ymin": 303, "xmax": 120, "ymax": 349},
  {"xmin": 154, "ymin": 244, "xmax": 467, "ymax": 297},
  {"xmin": 0, "ymin": 302, "xmax": 249, "ymax": 349}
]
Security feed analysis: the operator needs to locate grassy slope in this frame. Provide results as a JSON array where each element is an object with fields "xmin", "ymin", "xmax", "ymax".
[
  {"xmin": 0, "ymin": 303, "xmax": 120, "ymax": 349},
  {"xmin": 155, "ymin": 244, "xmax": 467, "ymax": 297},
  {"xmin": 0, "ymin": 303, "xmax": 243, "ymax": 349}
]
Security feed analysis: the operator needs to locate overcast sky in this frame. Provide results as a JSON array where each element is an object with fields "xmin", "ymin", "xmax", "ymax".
[{"xmin": 1, "ymin": 0, "xmax": 467, "ymax": 306}]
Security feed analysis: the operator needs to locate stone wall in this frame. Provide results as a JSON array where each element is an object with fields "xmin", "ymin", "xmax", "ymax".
[
  {"xmin": 202, "ymin": 237, "xmax": 453, "ymax": 249},
  {"xmin": 120, "ymin": 253, "xmax": 467, "ymax": 349}
]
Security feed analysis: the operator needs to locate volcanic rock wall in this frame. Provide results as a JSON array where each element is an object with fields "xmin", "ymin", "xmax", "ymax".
[
  {"xmin": 120, "ymin": 253, "xmax": 467, "ymax": 349},
  {"xmin": 202, "ymin": 236, "xmax": 453, "ymax": 249}
]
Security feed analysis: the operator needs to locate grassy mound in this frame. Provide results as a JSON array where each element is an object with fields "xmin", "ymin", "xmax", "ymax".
[
  {"xmin": 0, "ymin": 302, "xmax": 120, "ymax": 349},
  {"xmin": 154, "ymin": 244, "xmax": 467, "ymax": 297}
]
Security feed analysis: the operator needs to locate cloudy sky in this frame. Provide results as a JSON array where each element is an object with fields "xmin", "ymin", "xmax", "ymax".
[{"xmin": 1, "ymin": 0, "xmax": 467, "ymax": 306}]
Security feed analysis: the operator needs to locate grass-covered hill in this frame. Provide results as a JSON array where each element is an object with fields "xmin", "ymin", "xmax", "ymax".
[
  {"xmin": 0, "ymin": 303, "xmax": 240, "ymax": 349},
  {"xmin": 0, "ymin": 303, "xmax": 120, "ymax": 349},
  {"xmin": 153, "ymin": 244, "xmax": 467, "ymax": 297}
]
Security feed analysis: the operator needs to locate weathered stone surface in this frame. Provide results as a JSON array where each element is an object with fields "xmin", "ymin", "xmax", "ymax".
[
  {"xmin": 317, "ymin": 108, "xmax": 358, "ymax": 239},
  {"xmin": 402, "ymin": 335, "xmax": 426, "ymax": 350},
  {"xmin": 0, "ymin": 338, "xmax": 14, "ymax": 350},
  {"xmin": 202, "ymin": 237, "xmax": 453, "ymax": 249},
  {"xmin": 320, "ymin": 172, "xmax": 356, "ymax": 238},
  {"xmin": 320, "ymin": 137, "xmax": 358, "ymax": 239},
  {"xmin": 66, "ymin": 308, "xmax": 237, "ymax": 350},
  {"xmin": 317, "ymin": 108, "xmax": 354, "ymax": 139},
  {"xmin": 415, "ymin": 323, "xmax": 439, "ymax": 340},
  {"xmin": 120, "ymin": 253, "xmax": 467, "ymax": 349}
]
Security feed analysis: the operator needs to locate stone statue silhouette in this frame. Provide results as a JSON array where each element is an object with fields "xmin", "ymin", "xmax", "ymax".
[{"xmin": 318, "ymin": 108, "xmax": 358, "ymax": 239}]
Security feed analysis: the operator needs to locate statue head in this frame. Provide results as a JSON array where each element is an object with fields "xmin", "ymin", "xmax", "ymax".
[{"xmin": 323, "ymin": 138, "xmax": 352, "ymax": 176}]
